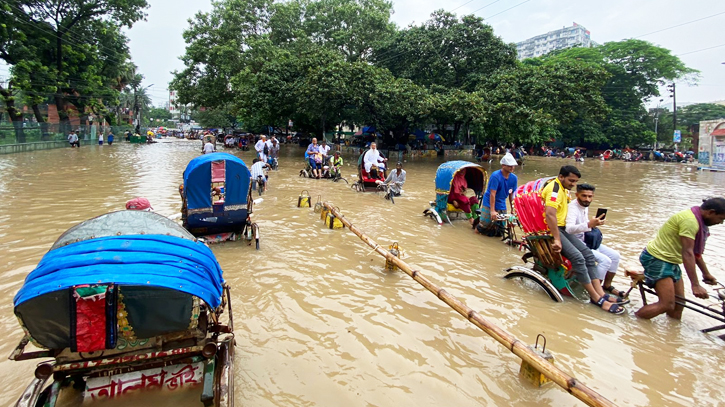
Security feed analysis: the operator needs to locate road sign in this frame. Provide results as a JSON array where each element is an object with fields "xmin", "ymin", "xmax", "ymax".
[{"xmin": 673, "ymin": 130, "xmax": 681, "ymax": 143}]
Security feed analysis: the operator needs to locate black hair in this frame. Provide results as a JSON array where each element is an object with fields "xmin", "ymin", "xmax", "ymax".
[
  {"xmin": 559, "ymin": 165, "xmax": 581, "ymax": 178},
  {"xmin": 701, "ymin": 197, "xmax": 725, "ymax": 214},
  {"xmin": 252, "ymin": 158, "xmax": 260, "ymax": 164},
  {"xmin": 576, "ymin": 183, "xmax": 595, "ymax": 192}
]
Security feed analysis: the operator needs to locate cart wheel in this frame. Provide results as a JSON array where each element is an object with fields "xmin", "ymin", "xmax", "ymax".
[{"xmin": 504, "ymin": 267, "xmax": 564, "ymax": 302}]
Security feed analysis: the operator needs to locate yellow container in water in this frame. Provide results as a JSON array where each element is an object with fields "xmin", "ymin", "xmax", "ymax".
[
  {"xmin": 298, "ymin": 190, "xmax": 310, "ymax": 208},
  {"xmin": 519, "ymin": 335, "xmax": 554, "ymax": 387},
  {"xmin": 325, "ymin": 212, "xmax": 344, "ymax": 229},
  {"xmin": 320, "ymin": 206, "xmax": 330, "ymax": 220}
]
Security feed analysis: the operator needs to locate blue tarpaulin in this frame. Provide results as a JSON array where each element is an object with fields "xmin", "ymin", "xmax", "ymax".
[
  {"xmin": 183, "ymin": 153, "xmax": 250, "ymax": 210},
  {"xmin": 14, "ymin": 235, "xmax": 225, "ymax": 308}
]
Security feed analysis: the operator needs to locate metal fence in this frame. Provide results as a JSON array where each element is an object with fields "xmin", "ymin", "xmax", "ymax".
[{"xmin": 0, "ymin": 123, "xmax": 135, "ymax": 145}]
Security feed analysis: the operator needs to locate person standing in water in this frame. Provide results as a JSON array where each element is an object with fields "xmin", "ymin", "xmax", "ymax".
[{"xmin": 636, "ymin": 198, "xmax": 725, "ymax": 320}]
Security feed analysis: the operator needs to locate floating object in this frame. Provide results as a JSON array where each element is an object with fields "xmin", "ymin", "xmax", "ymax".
[
  {"xmin": 321, "ymin": 202, "xmax": 616, "ymax": 407},
  {"xmin": 520, "ymin": 334, "xmax": 555, "ymax": 387},
  {"xmin": 125, "ymin": 197, "xmax": 153, "ymax": 211},
  {"xmin": 385, "ymin": 242, "xmax": 401, "ymax": 270},
  {"xmin": 313, "ymin": 195, "xmax": 323, "ymax": 213},
  {"xmin": 298, "ymin": 190, "xmax": 311, "ymax": 207},
  {"xmin": 324, "ymin": 211, "xmax": 344, "ymax": 229}
]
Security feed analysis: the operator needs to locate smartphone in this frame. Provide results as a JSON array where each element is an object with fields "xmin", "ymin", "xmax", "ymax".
[{"xmin": 596, "ymin": 208, "xmax": 608, "ymax": 219}]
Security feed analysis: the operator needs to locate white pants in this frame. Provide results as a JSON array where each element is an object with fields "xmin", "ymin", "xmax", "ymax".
[{"xmin": 592, "ymin": 244, "xmax": 620, "ymax": 281}]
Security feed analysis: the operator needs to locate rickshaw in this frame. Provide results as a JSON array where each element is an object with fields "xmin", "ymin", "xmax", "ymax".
[
  {"xmin": 202, "ymin": 134, "xmax": 217, "ymax": 151},
  {"xmin": 423, "ymin": 161, "xmax": 487, "ymax": 225},
  {"xmin": 350, "ymin": 148, "xmax": 387, "ymax": 192},
  {"xmin": 180, "ymin": 152, "xmax": 260, "ymax": 248},
  {"xmin": 625, "ymin": 269, "xmax": 725, "ymax": 340},
  {"xmin": 502, "ymin": 177, "xmax": 588, "ymax": 302},
  {"xmin": 10, "ymin": 210, "xmax": 235, "ymax": 407}
]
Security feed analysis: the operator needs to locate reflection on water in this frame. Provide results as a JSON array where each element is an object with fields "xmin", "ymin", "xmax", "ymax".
[{"xmin": 0, "ymin": 141, "xmax": 723, "ymax": 406}]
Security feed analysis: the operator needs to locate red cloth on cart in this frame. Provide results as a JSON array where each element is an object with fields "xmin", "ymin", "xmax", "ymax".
[
  {"xmin": 74, "ymin": 286, "xmax": 108, "ymax": 352},
  {"xmin": 211, "ymin": 161, "xmax": 225, "ymax": 182}
]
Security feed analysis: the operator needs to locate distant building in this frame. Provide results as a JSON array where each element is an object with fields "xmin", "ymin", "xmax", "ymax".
[
  {"xmin": 698, "ymin": 119, "xmax": 725, "ymax": 170},
  {"xmin": 516, "ymin": 23, "xmax": 594, "ymax": 60}
]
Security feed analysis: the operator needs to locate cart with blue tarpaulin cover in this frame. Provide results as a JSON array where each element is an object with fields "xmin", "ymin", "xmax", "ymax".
[
  {"xmin": 181, "ymin": 152, "xmax": 259, "ymax": 248},
  {"xmin": 423, "ymin": 160, "xmax": 487, "ymax": 225},
  {"xmin": 9, "ymin": 210, "xmax": 235, "ymax": 407}
]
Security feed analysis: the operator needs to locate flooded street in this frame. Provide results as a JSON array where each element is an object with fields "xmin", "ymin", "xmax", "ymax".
[{"xmin": 0, "ymin": 140, "xmax": 724, "ymax": 407}]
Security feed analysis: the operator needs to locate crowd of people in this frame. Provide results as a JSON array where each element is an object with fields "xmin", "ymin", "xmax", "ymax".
[{"xmin": 119, "ymin": 131, "xmax": 724, "ymax": 326}]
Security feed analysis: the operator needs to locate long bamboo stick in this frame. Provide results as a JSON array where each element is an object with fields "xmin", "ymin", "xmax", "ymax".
[{"xmin": 323, "ymin": 202, "xmax": 617, "ymax": 407}]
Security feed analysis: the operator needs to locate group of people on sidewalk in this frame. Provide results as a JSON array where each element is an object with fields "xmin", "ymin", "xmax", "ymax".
[{"xmin": 475, "ymin": 154, "xmax": 725, "ymax": 319}]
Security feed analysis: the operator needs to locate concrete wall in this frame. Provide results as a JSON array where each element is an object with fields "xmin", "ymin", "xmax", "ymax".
[{"xmin": 0, "ymin": 140, "xmax": 69, "ymax": 155}]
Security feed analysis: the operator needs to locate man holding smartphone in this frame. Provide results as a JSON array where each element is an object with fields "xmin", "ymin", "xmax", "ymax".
[
  {"xmin": 636, "ymin": 197, "xmax": 725, "ymax": 320},
  {"xmin": 565, "ymin": 184, "xmax": 623, "ymax": 297},
  {"xmin": 541, "ymin": 166, "xmax": 627, "ymax": 314}
]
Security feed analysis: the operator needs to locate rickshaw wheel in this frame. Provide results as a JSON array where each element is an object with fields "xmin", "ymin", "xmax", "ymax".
[{"xmin": 504, "ymin": 267, "xmax": 564, "ymax": 302}]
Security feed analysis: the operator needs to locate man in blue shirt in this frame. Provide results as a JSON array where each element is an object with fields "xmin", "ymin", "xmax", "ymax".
[{"xmin": 475, "ymin": 153, "xmax": 518, "ymax": 236}]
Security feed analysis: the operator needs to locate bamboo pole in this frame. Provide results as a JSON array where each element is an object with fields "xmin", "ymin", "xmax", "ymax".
[{"xmin": 323, "ymin": 202, "xmax": 617, "ymax": 407}]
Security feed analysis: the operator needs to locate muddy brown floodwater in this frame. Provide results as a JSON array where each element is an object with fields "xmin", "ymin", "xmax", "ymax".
[{"xmin": 0, "ymin": 140, "xmax": 724, "ymax": 406}]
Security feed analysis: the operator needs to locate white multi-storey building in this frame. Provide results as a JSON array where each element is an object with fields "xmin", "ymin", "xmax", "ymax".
[{"xmin": 516, "ymin": 23, "xmax": 593, "ymax": 60}]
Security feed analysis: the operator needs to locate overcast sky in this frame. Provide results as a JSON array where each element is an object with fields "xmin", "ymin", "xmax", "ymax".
[{"xmin": 78, "ymin": 0, "xmax": 725, "ymax": 106}]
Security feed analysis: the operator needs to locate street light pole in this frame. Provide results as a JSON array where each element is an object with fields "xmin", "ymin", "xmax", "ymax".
[
  {"xmin": 653, "ymin": 98, "xmax": 663, "ymax": 148},
  {"xmin": 134, "ymin": 84, "xmax": 154, "ymax": 134}
]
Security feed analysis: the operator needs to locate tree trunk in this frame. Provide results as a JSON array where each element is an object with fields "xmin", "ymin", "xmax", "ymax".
[
  {"xmin": 453, "ymin": 122, "xmax": 462, "ymax": 141},
  {"xmin": 55, "ymin": 94, "xmax": 72, "ymax": 135},
  {"xmin": 31, "ymin": 104, "xmax": 51, "ymax": 140},
  {"xmin": 0, "ymin": 84, "xmax": 26, "ymax": 143}
]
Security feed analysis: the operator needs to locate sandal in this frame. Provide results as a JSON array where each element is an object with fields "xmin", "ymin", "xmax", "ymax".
[
  {"xmin": 602, "ymin": 293, "xmax": 630, "ymax": 305},
  {"xmin": 604, "ymin": 285, "xmax": 626, "ymax": 298},
  {"xmin": 591, "ymin": 296, "xmax": 626, "ymax": 315}
]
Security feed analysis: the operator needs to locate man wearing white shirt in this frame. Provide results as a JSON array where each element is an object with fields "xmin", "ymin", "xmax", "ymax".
[
  {"xmin": 319, "ymin": 139, "xmax": 331, "ymax": 161},
  {"xmin": 250, "ymin": 158, "xmax": 270, "ymax": 192},
  {"xmin": 363, "ymin": 142, "xmax": 386, "ymax": 178},
  {"xmin": 255, "ymin": 135, "xmax": 268, "ymax": 163},
  {"xmin": 203, "ymin": 142, "xmax": 215, "ymax": 154},
  {"xmin": 565, "ymin": 183, "xmax": 624, "ymax": 297}
]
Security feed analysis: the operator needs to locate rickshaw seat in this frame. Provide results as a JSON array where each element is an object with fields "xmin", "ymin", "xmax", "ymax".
[
  {"xmin": 446, "ymin": 204, "xmax": 463, "ymax": 213},
  {"xmin": 360, "ymin": 168, "xmax": 383, "ymax": 184}
]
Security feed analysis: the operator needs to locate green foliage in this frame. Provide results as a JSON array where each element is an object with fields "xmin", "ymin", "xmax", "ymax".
[
  {"xmin": 543, "ymin": 39, "xmax": 698, "ymax": 147},
  {"xmin": 0, "ymin": 0, "xmax": 149, "ymax": 136},
  {"xmin": 171, "ymin": 1, "xmax": 698, "ymax": 148},
  {"xmin": 195, "ymin": 104, "xmax": 241, "ymax": 129}
]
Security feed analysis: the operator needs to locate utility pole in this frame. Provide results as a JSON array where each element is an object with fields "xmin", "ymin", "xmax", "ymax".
[{"xmin": 671, "ymin": 82, "xmax": 677, "ymax": 131}]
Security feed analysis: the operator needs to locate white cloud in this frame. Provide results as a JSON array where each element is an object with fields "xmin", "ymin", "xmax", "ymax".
[{"xmin": 127, "ymin": 0, "xmax": 725, "ymax": 104}]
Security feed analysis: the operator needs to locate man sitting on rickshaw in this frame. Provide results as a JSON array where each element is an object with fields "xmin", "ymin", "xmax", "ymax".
[
  {"xmin": 542, "ymin": 165, "xmax": 627, "ymax": 314},
  {"xmin": 330, "ymin": 151, "xmax": 344, "ymax": 178},
  {"xmin": 364, "ymin": 142, "xmax": 387, "ymax": 179},
  {"xmin": 448, "ymin": 168, "xmax": 479, "ymax": 221},
  {"xmin": 306, "ymin": 137, "xmax": 322, "ymax": 178}
]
